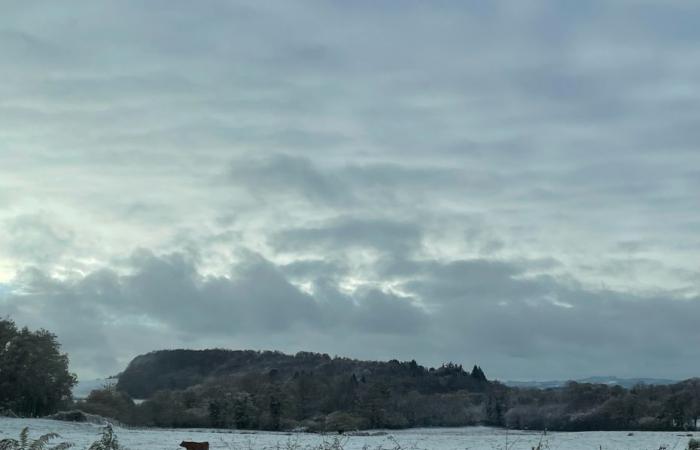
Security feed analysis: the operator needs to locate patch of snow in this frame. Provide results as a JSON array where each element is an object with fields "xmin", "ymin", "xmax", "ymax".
[{"xmin": 1, "ymin": 418, "xmax": 697, "ymax": 450}]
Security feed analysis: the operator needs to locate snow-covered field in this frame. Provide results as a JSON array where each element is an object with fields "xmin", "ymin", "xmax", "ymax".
[{"xmin": 0, "ymin": 418, "xmax": 696, "ymax": 450}]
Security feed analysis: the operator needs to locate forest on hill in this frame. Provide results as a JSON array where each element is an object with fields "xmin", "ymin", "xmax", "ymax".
[
  {"xmin": 83, "ymin": 349, "xmax": 491, "ymax": 431},
  {"xmin": 76, "ymin": 349, "xmax": 700, "ymax": 433}
]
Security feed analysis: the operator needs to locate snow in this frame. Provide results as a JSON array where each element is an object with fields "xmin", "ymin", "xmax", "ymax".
[{"xmin": 0, "ymin": 418, "xmax": 696, "ymax": 450}]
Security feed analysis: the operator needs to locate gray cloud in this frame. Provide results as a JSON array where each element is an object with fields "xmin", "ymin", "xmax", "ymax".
[
  {"xmin": 274, "ymin": 217, "xmax": 423, "ymax": 258},
  {"xmin": 2, "ymin": 251, "xmax": 431, "ymax": 376},
  {"xmin": 1, "ymin": 213, "xmax": 75, "ymax": 267},
  {"xmin": 229, "ymin": 154, "xmax": 352, "ymax": 206},
  {"xmin": 1, "ymin": 0, "xmax": 699, "ymax": 380},
  {"xmin": 4, "ymin": 250, "xmax": 700, "ymax": 382}
]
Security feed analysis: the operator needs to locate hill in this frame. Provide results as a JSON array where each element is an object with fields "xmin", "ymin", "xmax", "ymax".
[
  {"xmin": 116, "ymin": 349, "xmax": 489, "ymax": 400},
  {"xmin": 77, "ymin": 349, "xmax": 492, "ymax": 430}
]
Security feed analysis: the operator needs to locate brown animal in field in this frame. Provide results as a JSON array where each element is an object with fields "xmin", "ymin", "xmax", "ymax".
[{"xmin": 179, "ymin": 441, "xmax": 209, "ymax": 450}]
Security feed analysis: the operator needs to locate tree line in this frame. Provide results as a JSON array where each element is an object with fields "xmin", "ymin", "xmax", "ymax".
[
  {"xmin": 80, "ymin": 349, "xmax": 700, "ymax": 432},
  {"xmin": 80, "ymin": 371, "xmax": 700, "ymax": 432}
]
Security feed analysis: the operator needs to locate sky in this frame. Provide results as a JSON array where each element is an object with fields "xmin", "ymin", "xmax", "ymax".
[{"xmin": 1, "ymin": 0, "xmax": 699, "ymax": 381}]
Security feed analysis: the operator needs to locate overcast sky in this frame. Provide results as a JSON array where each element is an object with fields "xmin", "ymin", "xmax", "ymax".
[{"xmin": 1, "ymin": 0, "xmax": 699, "ymax": 382}]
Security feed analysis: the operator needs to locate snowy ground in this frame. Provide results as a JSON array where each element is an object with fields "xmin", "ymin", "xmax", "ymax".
[{"xmin": 0, "ymin": 418, "xmax": 696, "ymax": 450}]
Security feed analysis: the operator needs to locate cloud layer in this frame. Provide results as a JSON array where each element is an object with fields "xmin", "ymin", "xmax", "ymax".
[{"xmin": 1, "ymin": 0, "xmax": 699, "ymax": 380}]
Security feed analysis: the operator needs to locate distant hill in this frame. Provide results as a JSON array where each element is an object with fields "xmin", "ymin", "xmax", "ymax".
[
  {"xmin": 505, "ymin": 376, "xmax": 676, "ymax": 389},
  {"xmin": 116, "ymin": 349, "xmax": 489, "ymax": 399}
]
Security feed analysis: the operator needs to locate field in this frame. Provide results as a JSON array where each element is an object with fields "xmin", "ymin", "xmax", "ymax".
[{"xmin": 0, "ymin": 418, "xmax": 697, "ymax": 450}]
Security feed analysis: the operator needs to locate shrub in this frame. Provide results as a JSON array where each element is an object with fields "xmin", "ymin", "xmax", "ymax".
[
  {"xmin": 0, "ymin": 427, "xmax": 72, "ymax": 450},
  {"xmin": 323, "ymin": 411, "xmax": 367, "ymax": 432},
  {"xmin": 87, "ymin": 425, "xmax": 121, "ymax": 450},
  {"xmin": 0, "ymin": 426, "xmax": 122, "ymax": 450}
]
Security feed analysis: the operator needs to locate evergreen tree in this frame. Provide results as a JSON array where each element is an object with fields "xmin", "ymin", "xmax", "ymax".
[{"xmin": 471, "ymin": 365, "xmax": 487, "ymax": 382}]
